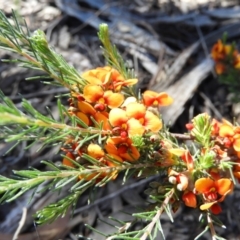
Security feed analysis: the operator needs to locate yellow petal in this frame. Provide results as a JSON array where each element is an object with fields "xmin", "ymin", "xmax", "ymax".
[
  {"xmin": 158, "ymin": 93, "xmax": 173, "ymax": 106},
  {"xmin": 104, "ymin": 90, "xmax": 124, "ymax": 108},
  {"xmin": 109, "ymin": 108, "xmax": 128, "ymax": 127},
  {"xmin": 83, "ymin": 85, "xmax": 103, "ymax": 103},
  {"xmin": 82, "ymin": 70, "xmax": 102, "ymax": 85},
  {"xmin": 127, "ymin": 118, "xmax": 145, "ymax": 137},
  {"xmin": 123, "ymin": 78, "xmax": 138, "ymax": 86},
  {"xmin": 219, "ymin": 124, "xmax": 234, "ymax": 137},
  {"xmin": 144, "ymin": 111, "xmax": 162, "ymax": 132},
  {"xmin": 200, "ymin": 201, "xmax": 216, "ymax": 210},
  {"xmin": 87, "ymin": 143, "xmax": 105, "ymax": 159},
  {"xmin": 168, "ymin": 148, "xmax": 185, "ymax": 156},
  {"xmin": 126, "ymin": 102, "xmax": 146, "ymax": 119}
]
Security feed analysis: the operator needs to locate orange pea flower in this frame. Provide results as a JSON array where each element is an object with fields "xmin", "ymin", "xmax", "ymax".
[
  {"xmin": 79, "ymin": 143, "xmax": 123, "ymax": 181},
  {"xmin": 82, "ymin": 66, "xmax": 138, "ymax": 91},
  {"xmin": 109, "ymin": 108, "xmax": 145, "ymax": 137},
  {"xmin": 82, "ymin": 67, "xmax": 112, "ymax": 86},
  {"xmin": 142, "ymin": 90, "xmax": 173, "ymax": 107},
  {"xmin": 169, "ymin": 149, "xmax": 194, "ymax": 171},
  {"xmin": 76, "ymin": 99, "xmax": 111, "ymax": 130},
  {"xmin": 109, "ymin": 102, "xmax": 162, "ymax": 137},
  {"xmin": 211, "ymin": 40, "xmax": 232, "ymax": 61},
  {"xmin": 219, "ymin": 122, "xmax": 240, "ymax": 152},
  {"xmin": 83, "ymin": 84, "xmax": 124, "ymax": 109},
  {"xmin": 126, "ymin": 102, "xmax": 163, "ymax": 133},
  {"xmin": 105, "ymin": 137, "xmax": 140, "ymax": 162},
  {"xmin": 182, "ymin": 191, "xmax": 197, "ymax": 208},
  {"xmin": 195, "ymin": 177, "xmax": 232, "ymax": 213}
]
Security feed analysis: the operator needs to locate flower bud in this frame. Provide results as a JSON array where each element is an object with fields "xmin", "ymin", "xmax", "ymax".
[{"xmin": 169, "ymin": 176, "xmax": 177, "ymax": 184}]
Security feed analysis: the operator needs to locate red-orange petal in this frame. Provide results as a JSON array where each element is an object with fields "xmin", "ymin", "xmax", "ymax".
[
  {"xmin": 215, "ymin": 178, "xmax": 232, "ymax": 196},
  {"xmin": 83, "ymin": 85, "xmax": 103, "ymax": 103},
  {"xmin": 126, "ymin": 102, "xmax": 146, "ymax": 119},
  {"xmin": 195, "ymin": 178, "xmax": 214, "ymax": 193},
  {"xmin": 182, "ymin": 191, "xmax": 197, "ymax": 208},
  {"xmin": 120, "ymin": 145, "xmax": 140, "ymax": 162},
  {"xmin": 106, "ymin": 137, "xmax": 124, "ymax": 146},
  {"xmin": 63, "ymin": 152, "xmax": 75, "ymax": 167},
  {"xmin": 142, "ymin": 90, "xmax": 158, "ymax": 106},
  {"xmin": 210, "ymin": 203, "xmax": 222, "ymax": 214},
  {"xmin": 234, "ymin": 171, "xmax": 240, "ymax": 180},
  {"xmin": 181, "ymin": 151, "xmax": 194, "ymax": 171},
  {"xmin": 105, "ymin": 142, "xmax": 118, "ymax": 156}
]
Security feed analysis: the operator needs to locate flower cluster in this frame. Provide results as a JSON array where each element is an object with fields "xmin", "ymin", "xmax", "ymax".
[
  {"xmin": 62, "ymin": 65, "xmax": 238, "ymax": 217},
  {"xmin": 211, "ymin": 39, "xmax": 240, "ymax": 75},
  {"xmin": 169, "ymin": 114, "xmax": 237, "ymax": 215},
  {"xmin": 143, "ymin": 113, "xmax": 238, "ymax": 216},
  {"xmin": 62, "ymin": 66, "xmax": 173, "ymax": 181}
]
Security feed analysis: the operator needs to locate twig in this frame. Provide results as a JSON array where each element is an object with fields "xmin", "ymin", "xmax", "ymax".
[
  {"xmin": 207, "ymin": 213, "xmax": 217, "ymax": 240},
  {"xmin": 140, "ymin": 188, "xmax": 174, "ymax": 240},
  {"xmin": 171, "ymin": 133, "xmax": 193, "ymax": 140},
  {"xmin": 12, "ymin": 207, "xmax": 27, "ymax": 240}
]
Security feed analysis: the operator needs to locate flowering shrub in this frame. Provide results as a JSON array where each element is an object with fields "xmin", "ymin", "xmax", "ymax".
[
  {"xmin": 211, "ymin": 38, "xmax": 240, "ymax": 101},
  {"xmin": 0, "ymin": 11, "xmax": 239, "ymax": 239}
]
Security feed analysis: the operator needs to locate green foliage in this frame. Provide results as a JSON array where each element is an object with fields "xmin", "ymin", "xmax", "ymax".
[
  {"xmin": 191, "ymin": 113, "xmax": 212, "ymax": 147},
  {"xmin": 0, "ymin": 11, "xmax": 83, "ymax": 91},
  {"xmin": 98, "ymin": 23, "xmax": 134, "ymax": 80}
]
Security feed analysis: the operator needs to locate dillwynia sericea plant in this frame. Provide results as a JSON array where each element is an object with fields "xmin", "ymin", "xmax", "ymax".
[{"xmin": 0, "ymin": 10, "xmax": 239, "ymax": 240}]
